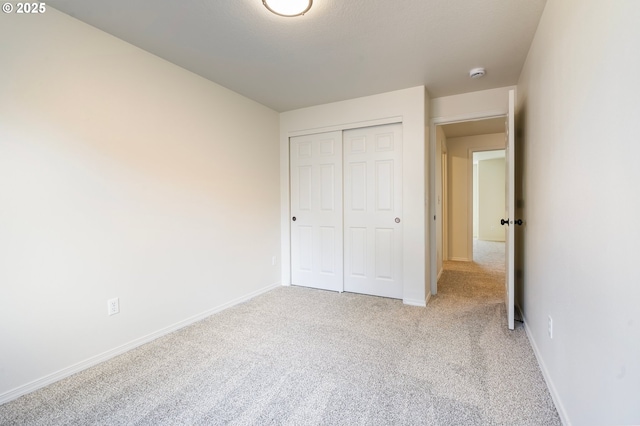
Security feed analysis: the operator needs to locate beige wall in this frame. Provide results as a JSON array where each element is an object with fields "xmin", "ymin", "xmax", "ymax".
[
  {"xmin": 446, "ymin": 134, "xmax": 505, "ymax": 260},
  {"xmin": 517, "ymin": 0, "xmax": 640, "ymax": 424},
  {"xmin": 477, "ymin": 158, "xmax": 505, "ymax": 242},
  {"xmin": 0, "ymin": 8, "xmax": 281, "ymax": 401}
]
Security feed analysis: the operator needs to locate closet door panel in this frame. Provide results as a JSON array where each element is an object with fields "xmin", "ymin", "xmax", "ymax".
[
  {"xmin": 290, "ymin": 132, "xmax": 343, "ymax": 292},
  {"xmin": 343, "ymin": 124, "xmax": 403, "ymax": 299}
]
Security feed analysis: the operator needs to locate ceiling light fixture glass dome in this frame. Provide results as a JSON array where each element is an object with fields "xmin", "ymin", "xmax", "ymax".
[{"xmin": 263, "ymin": 0, "xmax": 312, "ymax": 17}]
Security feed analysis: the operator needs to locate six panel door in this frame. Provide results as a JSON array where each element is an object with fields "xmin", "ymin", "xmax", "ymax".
[
  {"xmin": 290, "ymin": 124, "xmax": 403, "ymax": 299},
  {"xmin": 343, "ymin": 124, "xmax": 403, "ymax": 299},
  {"xmin": 290, "ymin": 131, "xmax": 343, "ymax": 292}
]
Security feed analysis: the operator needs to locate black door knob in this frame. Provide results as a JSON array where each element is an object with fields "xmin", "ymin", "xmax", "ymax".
[
  {"xmin": 501, "ymin": 218, "xmax": 509, "ymax": 226},
  {"xmin": 292, "ymin": 217, "xmax": 296, "ymax": 221},
  {"xmin": 514, "ymin": 219, "xmax": 523, "ymax": 226}
]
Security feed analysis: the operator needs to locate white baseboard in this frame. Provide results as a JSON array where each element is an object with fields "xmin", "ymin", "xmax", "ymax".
[
  {"xmin": 0, "ymin": 282, "xmax": 281, "ymax": 405},
  {"xmin": 403, "ymin": 296, "xmax": 427, "ymax": 307},
  {"xmin": 449, "ymin": 257, "xmax": 470, "ymax": 262},
  {"xmin": 437, "ymin": 268, "xmax": 443, "ymax": 281},
  {"xmin": 517, "ymin": 305, "xmax": 570, "ymax": 426}
]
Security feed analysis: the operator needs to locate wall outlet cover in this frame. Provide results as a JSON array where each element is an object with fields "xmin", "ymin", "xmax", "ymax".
[{"xmin": 108, "ymin": 298, "xmax": 120, "ymax": 316}]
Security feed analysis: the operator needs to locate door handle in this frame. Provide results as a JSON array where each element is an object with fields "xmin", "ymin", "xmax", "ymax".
[
  {"xmin": 395, "ymin": 217, "xmax": 401, "ymax": 223},
  {"xmin": 501, "ymin": 218, "xmax": 523, "ymax": 226},
  {"xmin": 292, "ymin": 217, "xmax": 296, "ymax": 221}
]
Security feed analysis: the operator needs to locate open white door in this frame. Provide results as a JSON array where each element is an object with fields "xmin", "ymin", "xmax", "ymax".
[{"xmin": 504, "ymin": 90, "xmax": 516, "ymax": 330}]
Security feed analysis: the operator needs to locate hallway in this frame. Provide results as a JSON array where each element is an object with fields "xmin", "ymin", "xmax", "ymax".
[{"xmin": 437, "ymin": 239, "xmax": 506, "ymax": 306}]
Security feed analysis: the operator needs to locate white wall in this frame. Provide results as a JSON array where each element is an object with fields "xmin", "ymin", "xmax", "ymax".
[
  {"xmin": 280, "ymin": 87, "xmax": 428, "ymax": 306},
  {"xmin": 517, "ymin": 0, "xmax": 640, "ymax": 424},
  {"xmin": 0, "ymin": 8, "xmax": 281, "ymax": 402},
  {"xmin": 446, "ymin": 134, "xmax": 505, "ymax": 260},
  {"xmin": 431, "ymin": 87, "xmax": 515, "ymax": 122},
  {"xmin": 477, "ymin": 158, "xmax": 505, "ymax": 242}
]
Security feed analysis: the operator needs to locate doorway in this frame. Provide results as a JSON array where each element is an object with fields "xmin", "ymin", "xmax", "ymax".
[
  {"xmin": 473, "ymin": 149, "xmax": 506, "ymax": 245},
  {"xmin": 430, "ymin": 117, "xmax": 506, "ymax": 293}
]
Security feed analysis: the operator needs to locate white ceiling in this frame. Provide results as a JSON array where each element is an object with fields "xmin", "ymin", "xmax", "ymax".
[{"xmin": 47, "ymin": 0, "xmax": 547, "ymax": 112}]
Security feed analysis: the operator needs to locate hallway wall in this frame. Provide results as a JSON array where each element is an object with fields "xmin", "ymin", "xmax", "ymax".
[{"xmin": 446, "ymin": 134, "xmax": 505, "ymax": 260}]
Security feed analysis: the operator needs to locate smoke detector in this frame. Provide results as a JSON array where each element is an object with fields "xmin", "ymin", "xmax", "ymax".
[{"xmin": 469, "ymin": 67, "xmax": 486, "ymax": 79}]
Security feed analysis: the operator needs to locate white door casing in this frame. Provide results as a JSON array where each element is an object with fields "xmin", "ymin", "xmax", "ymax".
[
  {"xmin": 290, "ymin": 131, "xmax": 343, "ymax": 292},
  {"xmin": 343, "ymin": 124, "xmax": 403, "ymax": 299},
  {"xmin": 505, "ymin": 89, "xmax": 516, "ymax": 330}
]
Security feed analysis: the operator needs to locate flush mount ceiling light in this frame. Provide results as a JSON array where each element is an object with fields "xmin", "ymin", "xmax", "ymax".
[
  {"xmin": 469, "ymin": 67, "xmax": 486, "ymax": 79},
  {"xmin": 263, "ymin": 0, "xmax": 312, "ymax": 17}
]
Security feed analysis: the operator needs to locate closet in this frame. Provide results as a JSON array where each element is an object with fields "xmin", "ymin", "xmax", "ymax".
[{"xmin": 290, "ymin": 123, "xmax": 403, "ymax": 299}]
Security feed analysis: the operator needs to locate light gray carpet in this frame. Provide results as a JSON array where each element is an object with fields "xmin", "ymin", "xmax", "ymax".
[{"xmin": 0, "ymin": 240, "xmax": 560, "ymax": 425}]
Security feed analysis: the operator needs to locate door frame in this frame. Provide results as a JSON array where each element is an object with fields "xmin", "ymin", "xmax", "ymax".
[
  {"xmin": 284, "ymin": 116, "xmax": 401, "ymax": 285},
  {"xmin": 429, "ymin": 111, "xmax": 506, "ymax": 295}
]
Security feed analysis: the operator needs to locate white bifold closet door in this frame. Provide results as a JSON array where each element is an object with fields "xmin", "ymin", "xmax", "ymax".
[
  {"xmin": 290, "ymin": 131, "xmax": 344, "ymax": 292},
  {"xmin": 343, "ymin": 124, "xmax": 403, "ymax": 299},
  {"xmin": 290, "ymin": 123, "xmax": 402, "ymax": 299}
]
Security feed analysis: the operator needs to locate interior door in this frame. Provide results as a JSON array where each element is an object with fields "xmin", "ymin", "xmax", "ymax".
[
  {"xmin": 505, "ymin": 90, "xmax": 516, "ymax": 330},
  {"xmin": 290, "ymin": 131, "xmax": 343, "ymax": 292},
  {"xmin": 343, "ymin": 124, "xmax": 403, "ymax": 299}
]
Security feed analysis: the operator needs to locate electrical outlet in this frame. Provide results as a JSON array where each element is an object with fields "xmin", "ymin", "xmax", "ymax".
[
  {"xmin": 548, "ymin": 315, "xmax": 553, "ymax": 339},
  {"xmin": 107, "ymin": 298, "xmax": 120, "ymax": 316}
]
